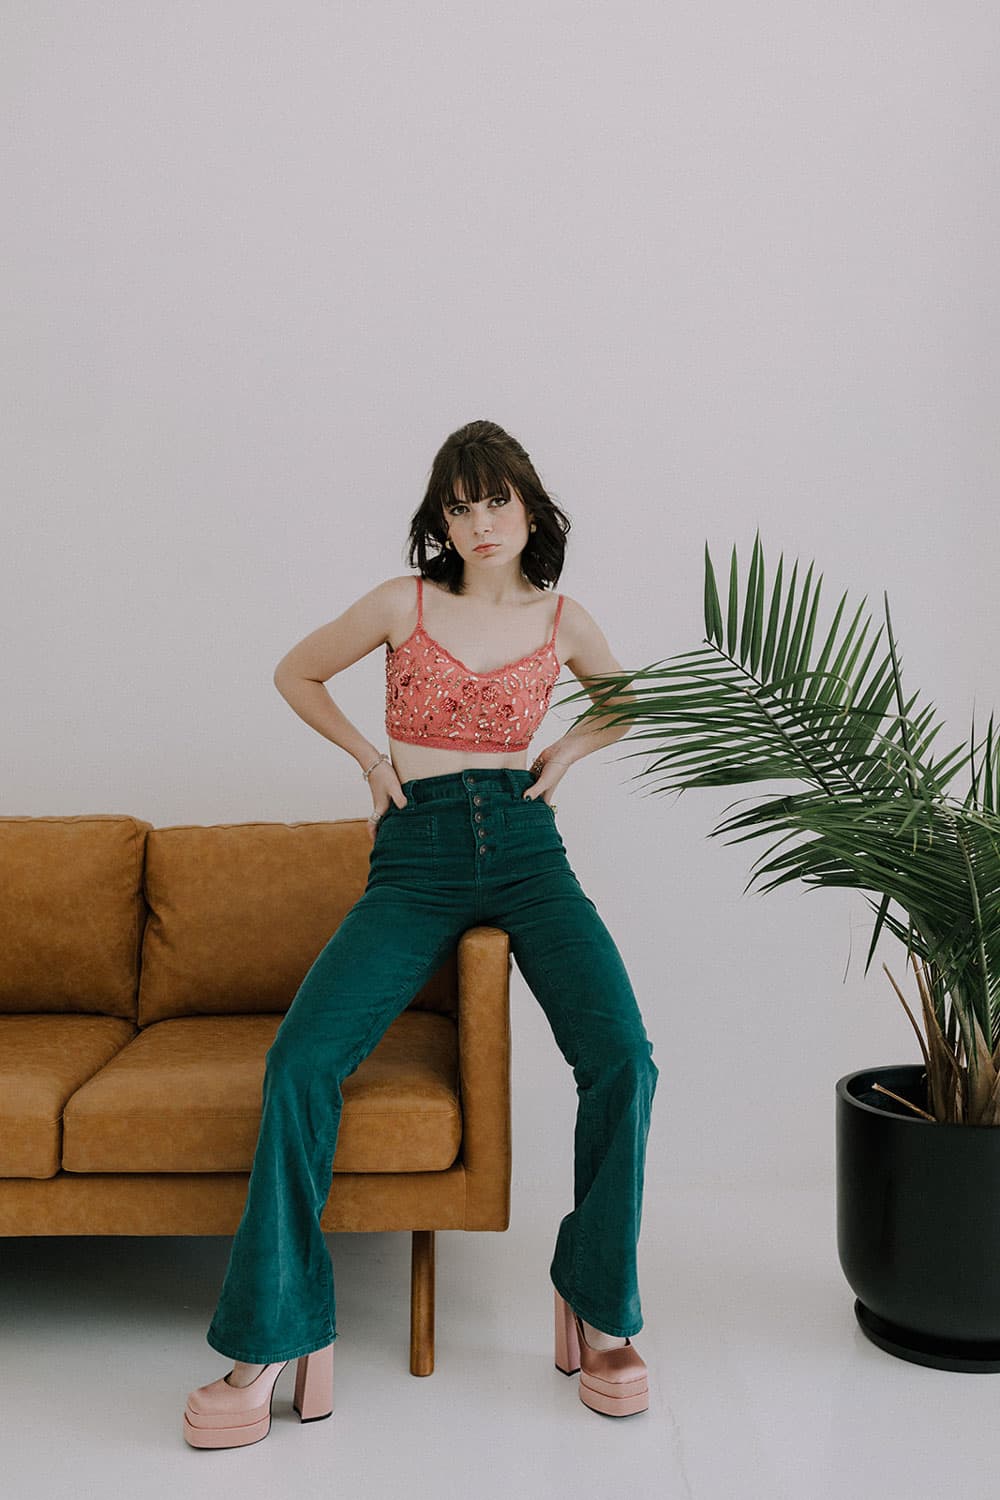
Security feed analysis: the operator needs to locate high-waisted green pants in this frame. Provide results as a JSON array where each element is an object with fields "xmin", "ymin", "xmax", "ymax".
[{"xmin": 206, "ymin": 767, "xmax": 659, "ymax": 1363}]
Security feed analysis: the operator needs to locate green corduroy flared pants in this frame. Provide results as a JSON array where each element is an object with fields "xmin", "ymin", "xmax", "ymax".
[{"xmin": 206, "ymin": 767, "xmax": 659, "ymax": 1363}]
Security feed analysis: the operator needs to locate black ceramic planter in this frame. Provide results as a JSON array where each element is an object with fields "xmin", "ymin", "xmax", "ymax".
[{"xmin": 836, "ymin": 1064, "xmax": 1000, "ymax": 1372}]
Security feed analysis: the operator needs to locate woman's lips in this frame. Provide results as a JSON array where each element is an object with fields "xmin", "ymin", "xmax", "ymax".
[{"xmin": 474, "ymin": 544, "xmax": 498, "ymax": 552}]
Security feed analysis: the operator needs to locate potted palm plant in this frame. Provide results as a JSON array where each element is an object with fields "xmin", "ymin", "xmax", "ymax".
[{"xmin": 555, "ymin": 532, "xmax": 1000, "ymax": 1372}]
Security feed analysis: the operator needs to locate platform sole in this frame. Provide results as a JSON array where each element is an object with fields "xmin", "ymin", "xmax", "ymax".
[
  {"xmin": 183, "ymin": 1409, "xmax": 272, "ymax": 1448},
  {"xmin": 578, "ymin": 1375, "xmax": 650, "ymax": 1416}
]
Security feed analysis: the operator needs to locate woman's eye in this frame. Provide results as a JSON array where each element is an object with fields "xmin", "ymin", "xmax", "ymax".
[{"xmin": 448, "ymin": 496, "xmax": 507, "ymax": 515}]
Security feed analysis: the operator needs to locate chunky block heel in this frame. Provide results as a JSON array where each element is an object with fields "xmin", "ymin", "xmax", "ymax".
[
  {"xmin": 553, "ymin": 1288, "xmax": 649, "ymax": 1417},
  {"xmin": 554, "ymin": 1286, "xmax": 582, "ymax": 1375},
  {"xmin": 293, "ymin": 1342, "xmax": 335, "ymax": 1421}
]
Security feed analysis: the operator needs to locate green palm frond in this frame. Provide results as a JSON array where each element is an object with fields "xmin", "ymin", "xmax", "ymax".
[{"xmin": 551, "ymin": 531, "xmax": 1000, "ymax": 1123}]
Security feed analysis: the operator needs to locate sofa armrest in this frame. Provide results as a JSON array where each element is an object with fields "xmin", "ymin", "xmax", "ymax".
[{"xmin": 455, "ymin": 925, "xmax": 512, "ymax": 1231}]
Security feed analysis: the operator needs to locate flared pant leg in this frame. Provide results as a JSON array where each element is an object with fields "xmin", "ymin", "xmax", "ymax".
[
  {"xmin": 476, "ymin": 796, "xmax": 659, "ymax": 1339},
  {"xmin": 205, "ymin": 873, "xmax": 468, "ymax": 1364}
]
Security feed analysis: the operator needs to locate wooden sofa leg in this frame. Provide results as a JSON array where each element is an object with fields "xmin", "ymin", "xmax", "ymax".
[{"xmin": 409, "ymin": 1229, "xmax": 435, "ymax": 1375}]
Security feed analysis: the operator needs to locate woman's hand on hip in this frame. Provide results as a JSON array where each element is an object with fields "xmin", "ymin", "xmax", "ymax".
[
  {"xmin": 525, "ymin": 746, "xmax": 573, "ymax": 806},
  {"xmin": 366, "ymin": 762, "xmax": 407, "ymax": 846}
]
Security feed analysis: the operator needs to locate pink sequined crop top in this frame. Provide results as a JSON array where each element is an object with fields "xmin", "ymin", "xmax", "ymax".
[{"xmin": 385, "ymin": 575, "xmax": 565, "ymax": 753}]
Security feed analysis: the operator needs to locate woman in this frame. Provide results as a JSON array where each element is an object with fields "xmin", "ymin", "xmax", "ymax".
[{"xmin": 183, "ymin": 420, "xmax": 659, "ymax": 1447}]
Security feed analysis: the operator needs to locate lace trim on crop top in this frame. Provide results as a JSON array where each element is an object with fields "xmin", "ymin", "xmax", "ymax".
[{"xmin": 385, "ymin": 575, "xmax": 565, "ymax": 753}]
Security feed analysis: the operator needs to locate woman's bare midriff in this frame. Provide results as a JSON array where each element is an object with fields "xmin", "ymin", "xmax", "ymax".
[{"xmin": 387, "ymin": 737, "xmax": 531, "ymax": 785}]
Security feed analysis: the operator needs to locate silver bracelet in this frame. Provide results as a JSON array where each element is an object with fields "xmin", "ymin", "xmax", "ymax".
[
  {"xmin": 362, "ymin": 751, "xmax": 390, "ymax": 781},
  {"xmin": 363, "ymin": 751, "xmax": 391, "ymax": 824}
]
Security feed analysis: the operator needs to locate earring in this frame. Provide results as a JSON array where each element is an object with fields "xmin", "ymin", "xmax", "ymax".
[
  {"xmin": 529, "ymin": 522, "xmax": 537, "ymax": 533},
  {"xmin": 443, "ymin": 536, "xmax": 453, "ymax": 550}
]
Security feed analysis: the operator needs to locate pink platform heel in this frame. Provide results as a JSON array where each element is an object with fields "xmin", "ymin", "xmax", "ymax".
[
  {"xmin": 183, "ymin": 1343, "xmax": 334, "ymax": 1449},
  {"xmin": 553, "ymin": 1288, "xmax": 649, "ymax": 1417}
]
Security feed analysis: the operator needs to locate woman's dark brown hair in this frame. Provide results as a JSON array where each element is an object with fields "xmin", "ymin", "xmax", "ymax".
[{"xmin": 404, "ymin": 420, "xmax": 571, "ymax": 595}]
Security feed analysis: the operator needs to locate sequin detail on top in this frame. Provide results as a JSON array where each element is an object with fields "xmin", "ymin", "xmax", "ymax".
[{"xmin": 385, "ymin": 576, "xmax": 565, "ymax": 753}]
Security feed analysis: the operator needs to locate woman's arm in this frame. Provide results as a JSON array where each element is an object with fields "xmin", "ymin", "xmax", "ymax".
[
  {"xmin": 548, "ymin": 596, "xmax": 640, "ymax": 766},
  {"xmin": 272, "ymin": 577, "xmax": 404, "ymax": 771}
]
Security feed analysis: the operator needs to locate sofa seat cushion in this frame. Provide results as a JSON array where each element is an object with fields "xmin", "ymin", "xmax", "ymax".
[
  {"xmin": 61, "ymin": 1010, "xmax": 461, "ymax": 1173},
  {"xmin": 0, "ymin": 1015, "xmax": 137, "ymax": 1178}
]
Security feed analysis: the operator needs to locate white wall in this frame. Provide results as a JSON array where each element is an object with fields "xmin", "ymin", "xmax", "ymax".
[{"xmin": 3, "ymin": 1, "xmax": 997, "ymax": 1191}]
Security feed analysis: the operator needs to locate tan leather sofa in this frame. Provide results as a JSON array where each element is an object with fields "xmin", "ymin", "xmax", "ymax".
[{"xmin": 0, "ymin": 814, "xmax": 513, "ymax": 1375}]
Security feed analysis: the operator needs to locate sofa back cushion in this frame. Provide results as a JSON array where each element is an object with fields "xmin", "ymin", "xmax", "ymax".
[
  {"xmin": 0, "ymin": 815, "xmax": 149, "ymax": 1019},
  {"xmin": 138, "ymin": 818, "xmax": 457, "ymax": 1025}
]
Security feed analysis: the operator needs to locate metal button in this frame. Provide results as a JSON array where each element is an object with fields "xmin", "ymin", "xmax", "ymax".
[
  {"xmin": 475, "ymin": 812, "xmax": 482, "ymax": 822},
  {"xmin": 473, "ymin": 795, "xmax": 482, "ymax": 806},
  {"xmin": 467, "ymin": 776, "xmax": 475, "ymax": 784},
  {"xmin": 478, "ymin": 846, "xmax": 487, "ymax": 856}
]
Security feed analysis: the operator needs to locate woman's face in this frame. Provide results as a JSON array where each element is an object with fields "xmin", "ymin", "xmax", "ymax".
[{"xmin": 442, "ymin": 479, "xmax": 531, "ymax": 567}]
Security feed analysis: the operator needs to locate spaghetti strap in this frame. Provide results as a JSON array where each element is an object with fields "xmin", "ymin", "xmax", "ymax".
[
  {"xmin": 550, "ymin": 593, "xmax": 565, "ymax": 644},
  {"xmin": 416, "ymin": 574, "xmax": 423, "ymax": 626}
]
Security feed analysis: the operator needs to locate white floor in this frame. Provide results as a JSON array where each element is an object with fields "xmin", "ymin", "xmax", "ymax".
[{"xmin": 2, "ymin": 1179, "xmax": 995, "ymax": 1500}]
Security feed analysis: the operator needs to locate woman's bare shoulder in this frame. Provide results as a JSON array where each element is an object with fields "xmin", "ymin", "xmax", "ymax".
[
  {"xmin": 555, "ymin": 594, "xmax": 624, "ymax": 680},
  {"xmin": 274, "ymin": 575, "xmax": 418, "ymax": 683}
]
